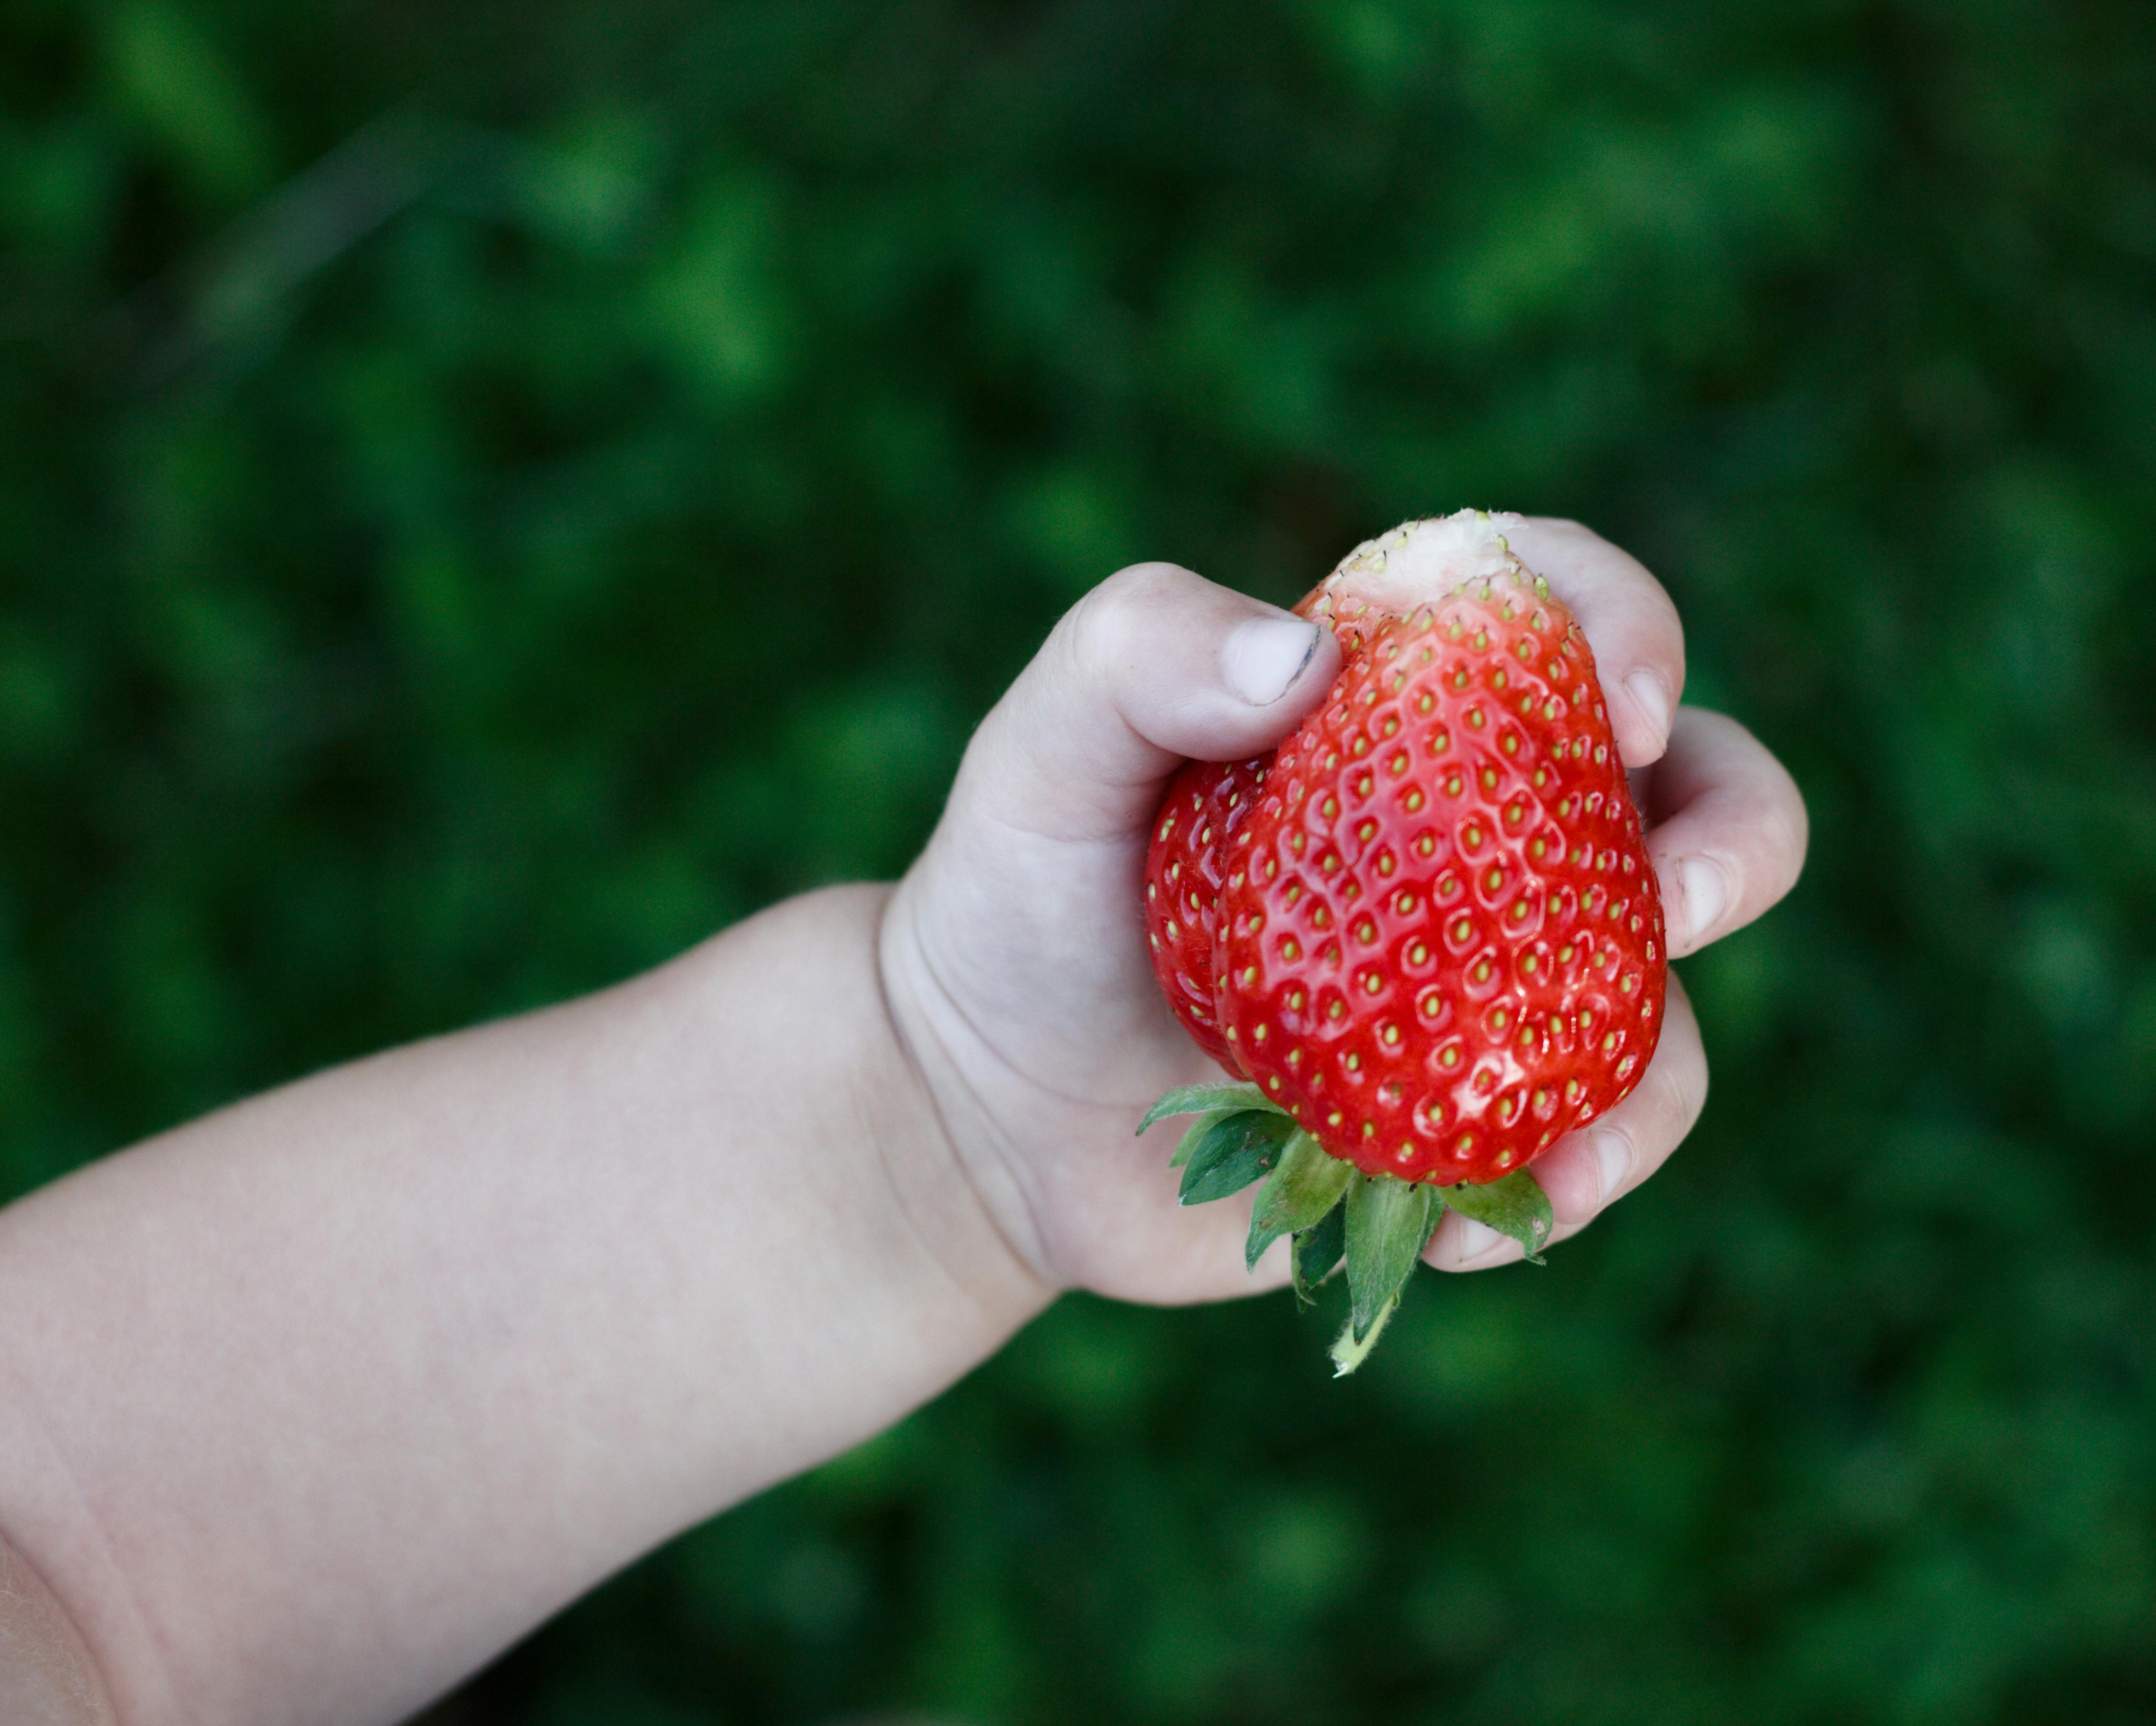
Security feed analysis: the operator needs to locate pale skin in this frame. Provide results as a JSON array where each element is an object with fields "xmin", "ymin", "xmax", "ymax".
[{"xmin": 0, "ymin": 521, "xmax": 1806, "ymax": 1725}]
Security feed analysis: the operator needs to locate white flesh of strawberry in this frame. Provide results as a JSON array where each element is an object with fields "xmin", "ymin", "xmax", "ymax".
[{"xmin": 1314, "ymin": 509, "xmax": 1535, "ymax": 620}]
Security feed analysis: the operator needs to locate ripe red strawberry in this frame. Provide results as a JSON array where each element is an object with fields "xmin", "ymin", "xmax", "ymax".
[{"xmin": 1140, "ymin": 512, "xmax": 1666, "ymax": 1370}]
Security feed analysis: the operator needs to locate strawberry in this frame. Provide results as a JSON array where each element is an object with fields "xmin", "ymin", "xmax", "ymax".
[{"xmin": 1140, "ymin": 512, "xmax": 1666, "ymax": 1371}]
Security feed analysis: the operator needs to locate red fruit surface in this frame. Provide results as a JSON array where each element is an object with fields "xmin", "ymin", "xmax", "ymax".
[
  {"xmin": 1143, "ymin": 513, "xmax": 1666, "ymax": 1186},
  {"xmin": 1143, "ymin": 756, "xmax": 1266, "ymax": 1072}
]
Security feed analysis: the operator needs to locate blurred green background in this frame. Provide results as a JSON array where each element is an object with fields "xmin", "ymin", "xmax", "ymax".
[{"xmin": 4, "ymin": 0, "xmax": 2155, "ymax": 1721}]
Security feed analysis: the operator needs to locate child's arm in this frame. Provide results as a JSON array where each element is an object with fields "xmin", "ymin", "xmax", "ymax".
[
  {"xmin": 0, "ymin": 886, "xmax": 1045, "ymax": 1726},
  {"xmin": 0, "ymin": 529, "xmax": 1805, "ymax": 1726}
]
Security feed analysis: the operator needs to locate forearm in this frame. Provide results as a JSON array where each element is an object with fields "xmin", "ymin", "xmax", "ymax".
[{"xmin": 0, "ymin": 885, "xmax": 1049, "ymax": 1726}]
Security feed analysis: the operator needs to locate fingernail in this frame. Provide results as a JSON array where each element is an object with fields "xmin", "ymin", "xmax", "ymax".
[
  {"xmin": 1591, "ymin": 1129, "xmax": 1633, "ymax": 1205},
  {"xmin": 1223, "ymin": 617, "xmax": 1321, "ymax": 706},
  {"xmin": 1457, "ymin": 1218, "xmax": 1509, "ymax": 1262},
  {"xmin": 1623, "ymin": 670, "xmax": 1673, "ymax": 747},
  {"xmin": 1678, "ymin": 856, "xmax": 1729, "ymax": 950}
]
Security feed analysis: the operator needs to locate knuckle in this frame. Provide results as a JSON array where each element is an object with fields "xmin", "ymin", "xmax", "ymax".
[
  {"xmin": 1063, "ymin": 563, "xmax": 1177, "ymax": 673},
  {"xmin": 1772, "ymin": 776, "xmax": 1812, "ymax": 877},
  {"xmin": 1767, "ymin": 815, "xmax": 1809, "ymax": 899},
  {"xmin": 1735, "ymin": 782, "xmax": 1808, "ymax": 906},
  {"xmin": 1660, "ymin": 1038, "xmax": 1709, "ymax": 1131}
]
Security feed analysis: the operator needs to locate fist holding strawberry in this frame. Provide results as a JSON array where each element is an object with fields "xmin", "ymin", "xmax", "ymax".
[
  {"xmin": 880, "ymin": 513, "xmax": 1805, "ymax": 1363},
  {"xmin": 1139, "ymin": 513, "xmax": 1672, "ymax": 1365}
]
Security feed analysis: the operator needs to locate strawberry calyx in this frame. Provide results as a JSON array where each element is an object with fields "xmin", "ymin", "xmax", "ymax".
[{"xmin": 1136, "ymin": 1086, "xmax": 1555, "ymax": 1374}]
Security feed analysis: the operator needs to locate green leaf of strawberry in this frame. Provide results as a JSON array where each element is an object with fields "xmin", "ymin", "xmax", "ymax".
[
  {"xmin": 1290, "ymin": 1205, "xmax": 1347, "ymax": 1301},
  {"xmin": 1166, "ymin": 1110, "xmax": 1232, "ymax": 1169},
  {"xmin": 1343, "ymin": 1173, "xmax": 1440, "ymax": 1345},
  {"xmin": 1177, "ymin": 1110, "xmax": 1297, "ymax": 1205},
  {"xmin": 1136, "ymin": 1082, "xmax": 1270, "ymax": 1135},
  {"xmin": 1245, "ymin": 1129, "xmax": 1354, "ymax": 1269},
  {"xmin": 1436, "ymin": 1169, "xmax": 1555, "ymax": 1263}
]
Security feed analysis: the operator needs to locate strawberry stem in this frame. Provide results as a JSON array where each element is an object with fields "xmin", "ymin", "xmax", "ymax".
[{"xmin": 1329, "ymin": 1295, "xmax": 1400, "ymax": 1376}]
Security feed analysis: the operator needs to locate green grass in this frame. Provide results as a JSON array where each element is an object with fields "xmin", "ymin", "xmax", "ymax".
[{"xmin": 5, "ymin": 2, "xmax": 2156, "ymax": 1721}]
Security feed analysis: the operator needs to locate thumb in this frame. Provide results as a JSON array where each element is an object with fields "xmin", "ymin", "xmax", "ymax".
[{"xmin": 957, "ymin": 561, "xmax": 1341, "ymax": 843}]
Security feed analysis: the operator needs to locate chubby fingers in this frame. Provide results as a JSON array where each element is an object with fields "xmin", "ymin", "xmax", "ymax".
[
  {"xmin": 958, "ymin": 563, "xmax": 1341, "ymax": 844},
  {"xmin": 1642, "ymin": 707, "xmax": 1809, "ymax": 958},
  {"xmin": 1425, "ymin": 975, "xmax": 1708, "ymax": 1271},
  {"xmin": 1503, "ymin": 517, "xmax": 1686, "ymax": 769}
]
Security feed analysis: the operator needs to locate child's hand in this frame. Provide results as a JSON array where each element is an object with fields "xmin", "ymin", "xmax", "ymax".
[{"xmin": 881, "ymin": 521, "xmax": 1807, "ymax": 1305}]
